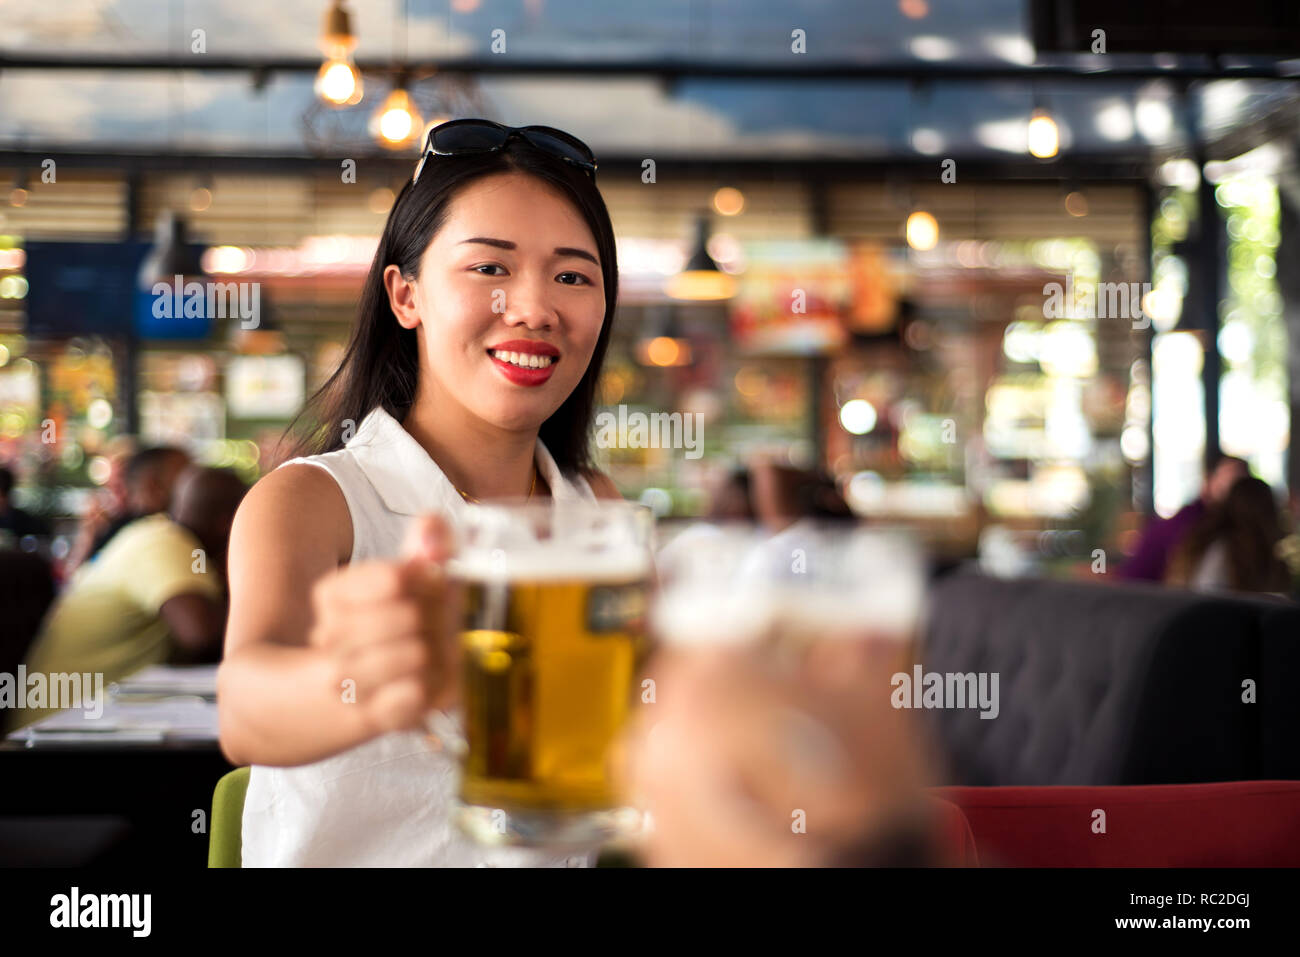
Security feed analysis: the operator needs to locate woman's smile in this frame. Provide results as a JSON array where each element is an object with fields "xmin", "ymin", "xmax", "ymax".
[{"xmin": 486, "ymin": 337, "xmax": 562, "ymax": 387}]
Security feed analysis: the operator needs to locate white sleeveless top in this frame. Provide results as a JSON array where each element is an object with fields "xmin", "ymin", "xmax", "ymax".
[{"xmin": 240, "ymin": 405, "xmax": 600, "ymax": 867}]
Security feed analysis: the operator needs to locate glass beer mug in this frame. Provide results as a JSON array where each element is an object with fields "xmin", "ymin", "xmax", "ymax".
[
  {"xmin": 653, "ymin": 520, "xmax": 925, "ymax": 658},
  {"xmin": 645, "ymin": 520, "xmax": 937, "ymax": 866},
  {"xmin": 431, "ymin": 499, "xmax": 654, "ymax": 848}
]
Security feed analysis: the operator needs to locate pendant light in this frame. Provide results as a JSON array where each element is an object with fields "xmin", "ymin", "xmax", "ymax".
[
  {"xmin": 9, "ymin": 169, "xmax": 28, "ymax": 207},
  {"xmin": 316, "ymin": 0, "xmax": 363, "ymax": 107},
  {"xmin": 665, "ymin": 212, "xmax": 737, "ymax": 302},
  {"xmin": 636, "ymin": 305, "xmax": 694, "ymax": 367},
  {"xmin": 905, "ymin": 209, "xmax": 940, "ymax": 251},
  {"xmin": 138, "ymin": 211, "xmax": 205, "ymax": 287},
  {"xmin": 1027, "ymin": 90, "xmax": 1060, "ymax": 159}
]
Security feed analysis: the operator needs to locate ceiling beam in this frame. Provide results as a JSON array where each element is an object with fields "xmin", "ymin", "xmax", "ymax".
[
  {"xmin": 0, "ymin": 147, "xmax": 1152, "ymax": 182},
  {"xmin": 1, "ymin": 52, "xmax": 1299, "ymax": 82}
]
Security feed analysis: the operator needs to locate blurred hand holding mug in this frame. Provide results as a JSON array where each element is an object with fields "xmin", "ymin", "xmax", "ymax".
[{"xmin": 626, "ymin": 522, "xmax": 945, "ymax": 867}]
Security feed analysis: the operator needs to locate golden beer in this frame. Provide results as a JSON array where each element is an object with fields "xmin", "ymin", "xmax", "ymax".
[
  {"xmin": 445, "ymin": 501, "xmax": 653, "ymax": 846},
  {"xmin": 459, "ymin": 574, "xmax": 647, "ymax": 810}
]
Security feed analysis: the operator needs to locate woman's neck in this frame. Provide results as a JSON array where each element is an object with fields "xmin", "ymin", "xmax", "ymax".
[{"xmin": 400, "ymin": 397, "xmax": 544, "ymax": 502}]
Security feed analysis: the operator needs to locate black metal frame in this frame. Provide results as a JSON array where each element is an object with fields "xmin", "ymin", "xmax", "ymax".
[
  {"xmin": 1, "ymin": 52, "xmax": 1299, "ymax": 81},
  {"xmin": 0, "ymin": 147, "xmax": 1155, "ymax": 181}
]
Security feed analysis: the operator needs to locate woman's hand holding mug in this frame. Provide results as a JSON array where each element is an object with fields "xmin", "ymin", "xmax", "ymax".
[{"xmin": 308, "ymin": 514, "xmax": 463, "ymax": 738}]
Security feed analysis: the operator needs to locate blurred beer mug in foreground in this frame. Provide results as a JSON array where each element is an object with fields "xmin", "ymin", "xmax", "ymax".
[
  {"xmin": 653, "ymin": 521, "xmax": 926, "ymax": 660},
  {"xmin": 637, "ymin": 521, "xmax": 936, "ymax": 865},
  {"xmin": 436, "ymin": 499, "xmax": 654, "ymax": 848}
]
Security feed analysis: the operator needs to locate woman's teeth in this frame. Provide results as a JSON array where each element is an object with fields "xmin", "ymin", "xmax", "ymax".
[{"xmin": 490, "ymin": 350, "xmax": 555, "ymax": 369}]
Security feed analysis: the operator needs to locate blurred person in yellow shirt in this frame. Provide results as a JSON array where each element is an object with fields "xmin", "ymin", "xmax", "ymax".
[
  {"xmin": 63, "ymin": 445, "xmax": 191, "ymax": 575},
  {"xmin": 8, "ymin": 467, "xmax": 246, "ymax": 730}
]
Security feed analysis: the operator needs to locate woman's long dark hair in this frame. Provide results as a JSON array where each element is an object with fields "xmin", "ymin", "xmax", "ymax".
[
  {"xmin": 1169, "ymin": 476, "xmax": 1291, "ymax": 593},
  {"xmin": 282, "ymin": 139, "xmax": 619, "ymax": 475}
]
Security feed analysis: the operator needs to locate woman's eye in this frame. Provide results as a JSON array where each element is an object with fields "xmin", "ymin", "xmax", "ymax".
[{"xmin": 473, "ymin": 264, "xmax": 590, "ymax": 285}]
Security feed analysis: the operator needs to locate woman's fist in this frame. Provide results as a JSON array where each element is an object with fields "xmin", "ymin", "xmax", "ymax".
[{"xmin": 308, "ymin": 514, "xmax": 463, "ymax": 737}]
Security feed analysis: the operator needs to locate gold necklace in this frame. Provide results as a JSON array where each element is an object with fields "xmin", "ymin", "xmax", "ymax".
[{"xmin": 454, "ymin": 462, "xmax": 537, "ymax": 505}]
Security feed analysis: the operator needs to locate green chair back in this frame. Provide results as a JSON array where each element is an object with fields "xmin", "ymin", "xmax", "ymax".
[{"xmin": 208, "ymin": 766, "xmax": 251, "ymax": 868}]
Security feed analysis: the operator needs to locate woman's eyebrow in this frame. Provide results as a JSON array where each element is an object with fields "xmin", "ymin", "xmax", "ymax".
[{"xmin": 458, "ymin": 236, "xmax": 599, "ymax": 266}]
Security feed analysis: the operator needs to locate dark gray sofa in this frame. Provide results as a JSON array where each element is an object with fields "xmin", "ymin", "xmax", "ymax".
[{"xmin": 919, "ymin": 570, "xmax": 1298, "ymax": 786}]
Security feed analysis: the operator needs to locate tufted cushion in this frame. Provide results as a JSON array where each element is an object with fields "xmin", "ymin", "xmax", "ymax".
[{"xmin": 920, "ymin": 571, "xmax": 1264, "ymax": 786}]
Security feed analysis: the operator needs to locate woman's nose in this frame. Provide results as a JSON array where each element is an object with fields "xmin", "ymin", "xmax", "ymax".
[{"xmin": 500, "ymin": 280, "xmax": 559, "ymax": 329}]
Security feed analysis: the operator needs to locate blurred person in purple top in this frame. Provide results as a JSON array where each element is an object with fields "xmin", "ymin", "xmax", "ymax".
[{"xmin": 1119, "ymin": 455, "xmax": 1249, "ymax": 582}]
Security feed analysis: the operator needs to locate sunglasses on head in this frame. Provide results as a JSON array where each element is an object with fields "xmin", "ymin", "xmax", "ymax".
[{"xmin": 412, "ymin": 119, "xmax": 598, "ymax": 185}]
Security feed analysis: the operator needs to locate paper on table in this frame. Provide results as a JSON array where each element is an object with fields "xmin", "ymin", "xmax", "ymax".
[
  {"xmin": 7, "ymin": 695, "xmax": 219, "ymax": 745},
  {"xmin": 16, "ymin": 731, "xmax": 167, "ymax": 746},
  {"xmin": 110, "ymin": 663, "xmax": 219, "ymax": 697}
]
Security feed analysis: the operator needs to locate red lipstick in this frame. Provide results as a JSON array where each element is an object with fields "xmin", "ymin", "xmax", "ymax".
[{"xmin": 486, "ymin": 339, "xmax": 561, "ymax": 387}]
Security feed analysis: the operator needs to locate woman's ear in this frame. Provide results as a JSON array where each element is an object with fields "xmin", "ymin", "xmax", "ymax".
[{"xmin": 383, "ymin": 264, "xmax": 421, "ymax": 330}]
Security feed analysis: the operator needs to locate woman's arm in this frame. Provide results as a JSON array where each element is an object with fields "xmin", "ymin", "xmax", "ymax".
[
  {"xmin": 218, "ymin": 464, "xmax": 462, "ymax": 767},
  {"xmin": 216, "ymin": 464, "xmax": 370, "ymax": 767}
]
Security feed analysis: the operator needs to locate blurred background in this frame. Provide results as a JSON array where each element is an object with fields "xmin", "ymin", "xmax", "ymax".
[{"xmin": 0, "ymin": 0, "xmax": 1297, "ymax": 584}]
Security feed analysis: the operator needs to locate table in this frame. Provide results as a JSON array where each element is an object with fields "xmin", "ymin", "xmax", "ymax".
[{"xmin": 0, "ymin": 665, "xmax": 234, "ymax": 866}]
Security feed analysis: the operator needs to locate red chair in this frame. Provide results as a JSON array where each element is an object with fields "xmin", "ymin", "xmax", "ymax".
[{"xmin": 932, "ymin": 781, "xmax": 1300, "ymax": 867}]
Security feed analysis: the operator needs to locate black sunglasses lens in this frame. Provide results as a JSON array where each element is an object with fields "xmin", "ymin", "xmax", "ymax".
[
  {"xmin": 521, "ymin": 129, "xmax": 596, "ymax": 168},
  {"xmin": 431, "ymin": 121, "xmax": 508, "ymax": 153}
]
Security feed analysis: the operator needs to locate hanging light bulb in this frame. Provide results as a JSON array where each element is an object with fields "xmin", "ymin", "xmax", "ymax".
[
  {"xmin": 372, "ymin": 78, "xmax": 423, "ymax": 150},
  {"xmin": 1027, "ymin": 107, "xmax": 1060, "ymax": 159},
  {"xmin": 9, "ymin": 170, "xmax": 28, "ymax": 207},
  {"xmin": 635, "ymin": 306, "xmax": 694, "ymax": 367},
  {"xmin": 318, "ymin": 57, "xmax": 362, "ymax": 107},
  {"xmin": 906, "ymin": 210, "xmax": 939, "ymax": 251},
  {"xmin": 316, "ymin": 0, "xmax": 363, "ymax": 107},
  {"xmin": 712, "ymin": 186, "xmax": 745, "ymax": 216},
  {"xmin": 664, "ymin": 213, "xmax": 737, "ymax": 301}
]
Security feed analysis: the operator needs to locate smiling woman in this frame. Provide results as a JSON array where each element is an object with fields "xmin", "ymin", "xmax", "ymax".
[{"xmin": 215, "ymin": 121, "xmax": 624, "ymax": 867}]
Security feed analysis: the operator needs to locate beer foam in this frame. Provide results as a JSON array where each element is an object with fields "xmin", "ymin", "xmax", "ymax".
[
  {"xmin": 449, "ymin": 547, "xmax": 651, "ymax": 583},
  {"xmin": 651, "ymin": 580, "xmax": 923, "ymax": 647},
  {"xmin": 650, "ymin": 521, "xmax": 926, "ymax": 647},
  {"xmin": 651, "ymin": 588, "xmax": 781, "ymax": 647}
]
